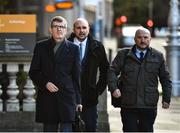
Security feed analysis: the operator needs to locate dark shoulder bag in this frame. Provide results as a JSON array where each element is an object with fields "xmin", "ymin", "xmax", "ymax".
[{"xmin": 111, "ymin": 49, "xmax": 128, "ymax": 108}]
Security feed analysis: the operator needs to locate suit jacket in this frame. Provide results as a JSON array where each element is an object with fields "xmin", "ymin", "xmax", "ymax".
[
  {"xmin": 68, "ymin": 34, "xmax": 109, "ymax": 107},
  {"xmin": 29, "ymin": 38, "xmax": 81, "ymax": 123}
]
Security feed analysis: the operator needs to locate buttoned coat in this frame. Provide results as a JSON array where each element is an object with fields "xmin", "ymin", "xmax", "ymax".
[
  {"xmin": 68, "ymin": 34, "xmax": 109, "ymax": 107},
  {"xmin": 108, "ymin": 45, "xmax": 172, "ymax": 108},
  {"xmin": 29, "ymin": 38, "xmax": 81, "ymax": 123}
]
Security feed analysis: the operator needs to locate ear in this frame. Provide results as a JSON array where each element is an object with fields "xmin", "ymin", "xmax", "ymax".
[
  {"xmin": 149, "ymin": 36, "xmax": 152, "ymax": 41},
  {"xmin": 64, "ymin": 28, "xmax": 67, "ymax": 34},
  {"xmin": 49, "ymin": 27, "xmax": 52, "ymax": 34}
]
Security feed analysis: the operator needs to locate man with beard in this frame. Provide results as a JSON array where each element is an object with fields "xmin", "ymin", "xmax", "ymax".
[{"xmin": 68, "ymin": 18, "xmax": 109, "ymax": 131}]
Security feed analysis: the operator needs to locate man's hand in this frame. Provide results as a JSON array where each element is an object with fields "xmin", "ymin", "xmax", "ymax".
[
  {"xmin": 46, "ymin": 82, "xmax": 59, "ymax": 92},
  {"xmin": 162, "ymin": 101, "xmax": 170, "ymax": 109},
  {"xmin": 112, "ymin": 89, "xmax": 121, "ymax": 98},
  {"xmin": 76, "ymin": 104, "xmax": 83, "ymax": 112}
]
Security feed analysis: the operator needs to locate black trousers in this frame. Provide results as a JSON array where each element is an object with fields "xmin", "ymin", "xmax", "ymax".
[
  {"xmin": 43, "ymin": 123, "xmax": 72, "ymax": 132},
  {"xmin": 43, "ymin": 123, "xmax": 59, "ymax": 132},
  {"xmin": 120, "ymin": 108, "xmax": 157, "ymax": 132}
]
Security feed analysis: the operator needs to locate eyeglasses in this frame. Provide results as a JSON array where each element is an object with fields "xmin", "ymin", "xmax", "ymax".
[{"xmin": 51, "ymin": 25, "xmax": 66, "ymax": 29}]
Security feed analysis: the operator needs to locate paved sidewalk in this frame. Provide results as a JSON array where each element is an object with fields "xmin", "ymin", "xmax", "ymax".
[{"xmin": 107, "ymin": 91, "xmax": 180, "ymax": 132}]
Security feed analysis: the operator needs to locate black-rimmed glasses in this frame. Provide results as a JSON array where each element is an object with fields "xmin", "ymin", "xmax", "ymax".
[{"xmin": 51, "ymin": 25, "xmax": 66, "ymax": 29}]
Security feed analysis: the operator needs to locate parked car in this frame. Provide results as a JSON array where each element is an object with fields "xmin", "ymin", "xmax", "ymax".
[{"xmin": 117, "ymin": 25, "xmax": 142, "ymax": 48}]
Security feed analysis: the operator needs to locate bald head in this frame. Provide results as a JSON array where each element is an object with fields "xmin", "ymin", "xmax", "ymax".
[
  {"xmin": 134, "ymin": 27, "xmax": 151, "ymax": 50},
  {"xmin": 135, "ymin": 27, "xmax": 151, "ymax": 38},
  {"xmin": 73, "ymin": 18, "xmax": 89, "ymax": 28},
  {"xmin": 73, "ymin": 18, "xmax": 90, "ymax": 42}
]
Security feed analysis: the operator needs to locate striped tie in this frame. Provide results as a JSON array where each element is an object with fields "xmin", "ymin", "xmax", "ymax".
[{"xmin": 139, "ymin": 52, "xmax": 144, "ymax": 62}]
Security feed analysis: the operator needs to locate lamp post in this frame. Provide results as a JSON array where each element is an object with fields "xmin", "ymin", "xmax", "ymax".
[
  {"xmin": 165, "ymin": 0, "xmax": 180, "ymax": 96},
  {"xmin": 148, "ymin": 0, "xmax": 153, "ymax": 33},
  {"xmin": 94, "ymin": 0, "xmax": 105, "ymax": 43},
  {"xmin": 78, "ymin": 0, "xmax": 85, "ymax": 18}
]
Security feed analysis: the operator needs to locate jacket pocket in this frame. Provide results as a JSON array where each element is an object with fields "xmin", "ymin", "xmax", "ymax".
[
  {"xmin": 124, "ymin": 63, "xmax": 135, "ymax": 72},
  {"xmin": 121, "ymin": 87, "xmax": 136, "ymax": 105},
  {"xmin": 144, "ymin": 87, "xmax": 159, "ymax": 106},
  {"xmin": 145, "ymin": 59, "xmax": 160, "ymax": 73}
]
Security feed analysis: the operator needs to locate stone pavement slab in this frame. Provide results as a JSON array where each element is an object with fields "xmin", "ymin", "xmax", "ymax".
[{"xmin": 107, "ymin": 91, "xmax": 180, "ymax": 132}]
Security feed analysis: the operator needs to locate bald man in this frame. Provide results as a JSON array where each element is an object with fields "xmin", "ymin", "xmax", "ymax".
[
  {"xmin": 108, "ymin": 27, "xmax": 172, "ymax": 132},
  {"xmin": 68, "ymin": 18, "xmax": 109, "ymax": 131}
]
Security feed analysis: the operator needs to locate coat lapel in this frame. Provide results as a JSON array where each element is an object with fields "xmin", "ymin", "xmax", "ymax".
[
  {"xmin": 81, "ymin": 40, "xmax": 89, "ymax": 65},
  {"xmin": 145, "ymin": 47, "xmax": 158, "ymax": 62},
  {"xmin": 127, "ymin": 48, "xmax": 139, "ymax": 62},
  {"xmin": 54, "ymin": 39, "xmax": 70, "ymax": 63},
  {"xmin": 47, "ymin": 38, "xmax": 56, "ymax": 64}
]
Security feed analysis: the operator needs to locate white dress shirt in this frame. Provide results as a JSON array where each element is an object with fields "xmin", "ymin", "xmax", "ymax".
[{"xmin": 74, "ymin": 37, "xmax": 87, "ymax": 61}]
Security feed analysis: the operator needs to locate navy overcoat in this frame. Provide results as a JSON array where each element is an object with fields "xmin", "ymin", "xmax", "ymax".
[{"xmin": 29, "ymin": 38, "xmax": 81, "ymax": 123}]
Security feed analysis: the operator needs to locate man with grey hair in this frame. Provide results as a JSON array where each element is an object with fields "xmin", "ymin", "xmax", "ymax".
[
  {"xmin": 29, "ymin": 16, "xmax": 82, "ymax": 132},
  {"xmin": 108, "ymin": 27, "xmax": 172, "ymax": 132}
]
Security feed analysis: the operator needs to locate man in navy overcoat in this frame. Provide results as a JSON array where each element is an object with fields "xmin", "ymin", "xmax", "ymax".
[{"xmin": 29, "ymin": 16, "xmax": 82, "ymax": 132}]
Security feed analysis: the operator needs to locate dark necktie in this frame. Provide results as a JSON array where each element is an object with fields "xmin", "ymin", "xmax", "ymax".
[
  {"xmin": 79, "ymin": 43, "xmax": 83, "ymax": 62},
  {"xmin": 139, "ymin": 52, "xmax": 144, "ymax": 61}
]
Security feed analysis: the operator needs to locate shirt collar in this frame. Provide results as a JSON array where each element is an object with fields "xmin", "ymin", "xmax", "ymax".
[
  {"xmin": 74, "ymin": 37, "xmax": 88, "ymax": 46},
  {"xmin": 136, "ymin": 46, "xmax": 147, "ymax": 55}
]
